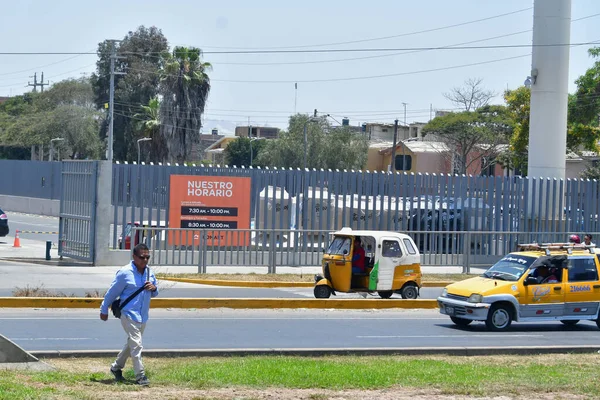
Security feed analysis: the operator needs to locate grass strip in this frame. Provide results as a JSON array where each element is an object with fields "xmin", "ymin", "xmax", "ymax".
[{"xmin": 1, "ymin": 354, "xmax": 598, "ymax": 399}]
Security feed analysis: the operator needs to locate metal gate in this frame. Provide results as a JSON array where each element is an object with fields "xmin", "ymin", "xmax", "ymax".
[{"xmin": 58, "ymin": 161, "xmax": 98, "ymax": 262}]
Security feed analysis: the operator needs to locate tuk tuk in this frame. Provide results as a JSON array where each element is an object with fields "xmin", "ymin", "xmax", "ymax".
[{"xmin": 314, "ymin": 228, "xmax": 422, "ymax": 299}]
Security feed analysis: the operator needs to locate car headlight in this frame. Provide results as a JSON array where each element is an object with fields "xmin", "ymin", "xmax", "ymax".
[
  {"xmin": 442, "ymin": 288, "xmax": 448, "ymax": 297},
  {"xmin": 468, "ymin": 294, "xmax": 483, "ymax": 303}
]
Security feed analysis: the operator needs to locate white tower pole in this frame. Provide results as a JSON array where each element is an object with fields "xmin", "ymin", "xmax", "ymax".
[{"xmin": 527, "ymin": 0, "xmax": 572, "ymax": 180}]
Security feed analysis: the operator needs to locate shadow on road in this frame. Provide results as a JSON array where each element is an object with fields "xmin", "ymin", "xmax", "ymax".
[{"xmin": 437, "ymin": 322, "xmax": 599, "ymax": 333}]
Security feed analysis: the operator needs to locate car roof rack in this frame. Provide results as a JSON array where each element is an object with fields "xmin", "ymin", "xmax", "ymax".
[{"xmin": 517, "ymin": 243, "xmax": 596, "ymax": 255}]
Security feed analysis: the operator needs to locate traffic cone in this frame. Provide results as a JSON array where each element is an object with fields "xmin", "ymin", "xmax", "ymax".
[{"xmin": 13, "ymin": 230, "xmax": 21, "ymax": 248}]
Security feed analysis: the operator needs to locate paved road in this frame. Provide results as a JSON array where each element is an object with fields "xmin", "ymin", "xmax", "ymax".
[
  {"xmin": 0, "ymin": 259, "xmax": 444, "ymax": 299},
  {"xmin": 6, "ymin": 212, "xmax": 59, "ymax": 244},
  {"xmin": 2, "ymin": 308, "xmax": 600, "ymax": 352}
]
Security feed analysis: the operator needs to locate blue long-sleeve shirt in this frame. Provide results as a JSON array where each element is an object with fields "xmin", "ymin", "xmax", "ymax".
[{"xmin": 100, "ymin": 262, "xmax": 159, "ymax": 323}]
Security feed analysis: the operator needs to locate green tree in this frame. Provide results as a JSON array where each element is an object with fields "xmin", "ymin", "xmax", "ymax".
[
  {"xmin": 255, "ymin": 114, "xmax": 368, "ymax": 170},
  {"xmin": 0, "ymin": 78, "xmax": 102, "ymax": 160},
  {"xmin": 422, "ymin": 105, "xmax": 512, "ymax": 175},
  {"xmin": 134, "ymin": 97, "xmax": 167, "ymax": 163},
  {"xmin": 568, "ymin": 47, "xmax": 600, "ymax": 165},
  {"xmin": 224, "ymin": 137, "xmax": 268, "ymax": 167},
  {"xmin": 503, "ymin": 86, "xmax": 530, "ymax": 174},
  {"xmin": 159, "ymin": 46, "xmax": 211, "ymax": 163},
  {"xmin": 91, "ymin": 26, "xmax": 168, "ymax": 161}
]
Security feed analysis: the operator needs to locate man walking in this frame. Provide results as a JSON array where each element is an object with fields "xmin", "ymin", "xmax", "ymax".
[{"xmin": 100, "ymin": 243, "xmax": 158, "ymax": 386}]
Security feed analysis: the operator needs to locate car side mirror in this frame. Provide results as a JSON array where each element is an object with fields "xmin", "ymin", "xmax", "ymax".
[
  {"xmin": 343, "ymin": 249, "xmax": 348, "ymax": 255},
  {"xmin": 524, "ymin": 276, "xmax": 537, "ymax": 286}
]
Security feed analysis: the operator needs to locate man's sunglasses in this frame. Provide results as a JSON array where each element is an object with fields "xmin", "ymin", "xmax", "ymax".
[{"xmin": 136, "ymin": 255, "xmax": 151, "ymax": 260}]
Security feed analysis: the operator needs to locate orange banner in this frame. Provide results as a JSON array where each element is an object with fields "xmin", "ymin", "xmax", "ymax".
[{"xmin": 168, "ymin": 175, "xmax": 251, "ymax": 246}]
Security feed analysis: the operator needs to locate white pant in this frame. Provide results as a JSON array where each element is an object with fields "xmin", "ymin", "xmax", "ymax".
[{"xmin": 111, "ymin": 315, "xmax": 147, "ymax": 380}]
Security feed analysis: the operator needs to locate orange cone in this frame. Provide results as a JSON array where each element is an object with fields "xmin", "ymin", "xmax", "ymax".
[{"xmin": 13, "ymin": 230, "xmax": 21, "ymax": 248}]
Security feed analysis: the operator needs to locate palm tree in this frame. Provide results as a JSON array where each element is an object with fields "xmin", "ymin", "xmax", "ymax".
[
  {"xmin": 159, "ymin": 47, "xmax": 211, "ymax": 163},
  {"xmin": 134, "ymin": 97, "xmax": 167, "ymax": 163}
]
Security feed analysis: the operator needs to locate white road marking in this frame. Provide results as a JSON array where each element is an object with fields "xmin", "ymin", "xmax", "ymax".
[
  {"xmin": 0, "ymin": 317, "xmax": 449, "ymax": 320},
  {"xmin": 357, "ymin": 334, "xmax": 545, "ymax": 338},
  {"xmin": 11, "ymin": 338, "xmax": 95, "ymax": 341}
]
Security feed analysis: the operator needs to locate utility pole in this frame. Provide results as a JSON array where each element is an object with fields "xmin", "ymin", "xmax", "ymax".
[
  {"xmin": 27, "ymin": 73, "xmax": 37, "ymax": 92},
  {"xmin": 27, "ymin": 72, "xmax": 49, "ymax": 93},
  {"xmin": 402, "ymin": 102, "xmax": 408, "ymax": 171},
  {"xmin": 107, "ymin": 40, "xmax": 125, "ymax": 162},
  {"xmin": 107, "ymin": 41, "xmax": 116, "ymax": 162},
  {"xmin": 294, "ymin": 83, "xmax": 297, "ymax": 114},
  {"xmin": 40, "ymin": 73, "xmax": 49, "ymax": 92},
  {"xmin": 391, "ymin": 119, "xmax": 398, "ymax": 172}
]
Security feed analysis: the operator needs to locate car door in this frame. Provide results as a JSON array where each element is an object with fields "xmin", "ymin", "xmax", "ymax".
[
  {"xmin": 563, "ymin": 256, "xmax": 600, "ymax": 318},
  {"xmin": 521, "ymin": 266, "xmax": 565, "ymax": 319}
]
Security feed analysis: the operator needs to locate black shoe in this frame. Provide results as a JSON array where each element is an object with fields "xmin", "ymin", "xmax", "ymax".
[
  {"xmin": 136, "ymin": 375, "xmax": 150, "ymax": 386},
  {"xmin": 110, "ymin": 367, "xmax": 124, "ymax": 382}
]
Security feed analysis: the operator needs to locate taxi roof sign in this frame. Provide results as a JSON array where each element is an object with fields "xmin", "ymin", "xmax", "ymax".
[{"xmin": 517, "ymin": 242, "xmax": 596, "ymax": 254}]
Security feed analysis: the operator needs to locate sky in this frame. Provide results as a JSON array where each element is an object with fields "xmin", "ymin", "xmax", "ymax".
[{"xmin": 1, "ymin": 0, "xmax": 599, "ymax": 134}]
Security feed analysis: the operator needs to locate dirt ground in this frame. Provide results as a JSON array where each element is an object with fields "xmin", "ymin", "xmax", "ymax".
[{"xmin": 57, "ymin": 387, "xmax": 585, "ymax": 400}]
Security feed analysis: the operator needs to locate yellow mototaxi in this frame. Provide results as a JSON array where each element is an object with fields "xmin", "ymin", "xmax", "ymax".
[{"xmin": 314, "ymin": 228, "xmax": 422, "ymax": 299}]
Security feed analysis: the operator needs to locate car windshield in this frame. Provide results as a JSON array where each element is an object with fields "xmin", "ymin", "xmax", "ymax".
[
  {"xmin": 327, "ymin": 236, "xmax": 351, "ymax": 255},
  {"xmin": 482, "ymin": 254, "xmax": 537, "ymax": 281}
]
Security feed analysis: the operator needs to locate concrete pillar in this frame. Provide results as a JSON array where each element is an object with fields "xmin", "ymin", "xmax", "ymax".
[
  {"xmin": 93, "ymin": 161, "xmax": 112, "ymax": 265},
  {"xmin": 527, "ymin": 0, "xmax": 571, "ymax": 180}
]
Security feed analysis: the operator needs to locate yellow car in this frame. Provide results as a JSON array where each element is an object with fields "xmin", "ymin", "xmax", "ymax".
[{"xmin": 437, "ymin": 243, "xmax": 600, "ymax": 331}]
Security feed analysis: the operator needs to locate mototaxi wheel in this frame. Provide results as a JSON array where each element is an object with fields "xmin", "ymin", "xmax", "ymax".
[
  {"xmin": 314, "ymin": 285, "xmax": 331, "ymax": 299},
  {"xmin": 377, "ymin": 291, "xmax": 393, "ymax": 299},
  {"xmin": 400, "ymin": 284, "xmax": 418, "ymax": 299}
]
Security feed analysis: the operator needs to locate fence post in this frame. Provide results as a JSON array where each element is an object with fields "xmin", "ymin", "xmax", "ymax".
[
  {"xmin": 268, "ymin": 232, "xmax": 276, "ymax": 274},
  {"xmin": 201, "ymin": 229, "xmax": 208, "ymax": 274},
  {"xmin": 462, "ymin": 231, "xmax": 471, "ymax": 274},
  {"xmin": 197, "ymin": 229, "xmax": 206, "ymax": 274}
]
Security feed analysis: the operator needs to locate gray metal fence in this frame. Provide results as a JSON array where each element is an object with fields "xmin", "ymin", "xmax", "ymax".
[
  {"xmin": 58, "ymin": 161, "xmax": 98, "ymax": 262},
  {"xmin": 0, "ymin": 160, "xmax": 62, "ymax": 199},
  {"xmin": 111, "ymin": 163, "xmax": 600, "ymax": 258},
  {"xmin": 133, "ymin": 227, "xmax": 597, "ymax": 272}
]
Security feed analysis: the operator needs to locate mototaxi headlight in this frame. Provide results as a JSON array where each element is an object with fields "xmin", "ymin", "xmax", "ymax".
[
  {"xmin": 468, "ymin": 294, "xmax": 483, "ymax": 304},
  {"xmin": 442, "ymin": 288, "xmax": 448, "ymax": 297}
]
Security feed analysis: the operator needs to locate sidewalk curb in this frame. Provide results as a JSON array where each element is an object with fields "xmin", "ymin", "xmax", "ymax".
[
  {"xmin": 0, "ymin": 297, "xmax": 439, "ymax": 309},
  {"xmin": 158, "ymin": 277, "xmax": 453, "ymax": 288},
  {"xmin": 31, "ymin": 345, "xmax": 600, "ymax": 359}
]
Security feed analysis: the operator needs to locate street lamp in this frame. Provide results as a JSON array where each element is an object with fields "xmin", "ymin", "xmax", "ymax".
[
  {"xmin": 49, "ymin": 137, "xmax": 64, "ymax": 162},
  {"xmin": 249, "ymin": 137, "xmax": 265, "ymax": 167},
  {"xmin": 137, "ymin": 137, "xmax": 152, "ymax": 164},
  {"xmin": 303, "ymin": 117, "xmax": 321, "ymax": 170}
]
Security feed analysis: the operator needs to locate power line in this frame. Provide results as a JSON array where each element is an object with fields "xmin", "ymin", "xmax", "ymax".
[
  {"xmin": 206, "ymin": 12, "xmax": 600, "ymax": 66},
  {"xmin": 1, "ymin": 41, "xmax": 599, "ymax": 57},
  {"xmin": 0, "ymin": 49, "xmax": 96, "ymax": 77},
  {"xmin": 189, "ymin": 7, "xmax": 533, "ymax": 50},
  {"xmin": 125, "ymin": 54, "xmax": 530, "ymax": 84}
]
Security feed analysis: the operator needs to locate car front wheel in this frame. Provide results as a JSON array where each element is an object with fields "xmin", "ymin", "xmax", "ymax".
[{"xmin": 485, "ymin": 304, "xmax": 512, "ymax": 331}]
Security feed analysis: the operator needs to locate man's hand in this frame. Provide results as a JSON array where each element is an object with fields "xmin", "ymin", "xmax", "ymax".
[
  {"xmin": 144, "ymin": 281, "xmax": 157, "ymax": 292},
  {"xmin": 100, "ymin": 313, "xmax": 108, "ymax": 321}
]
